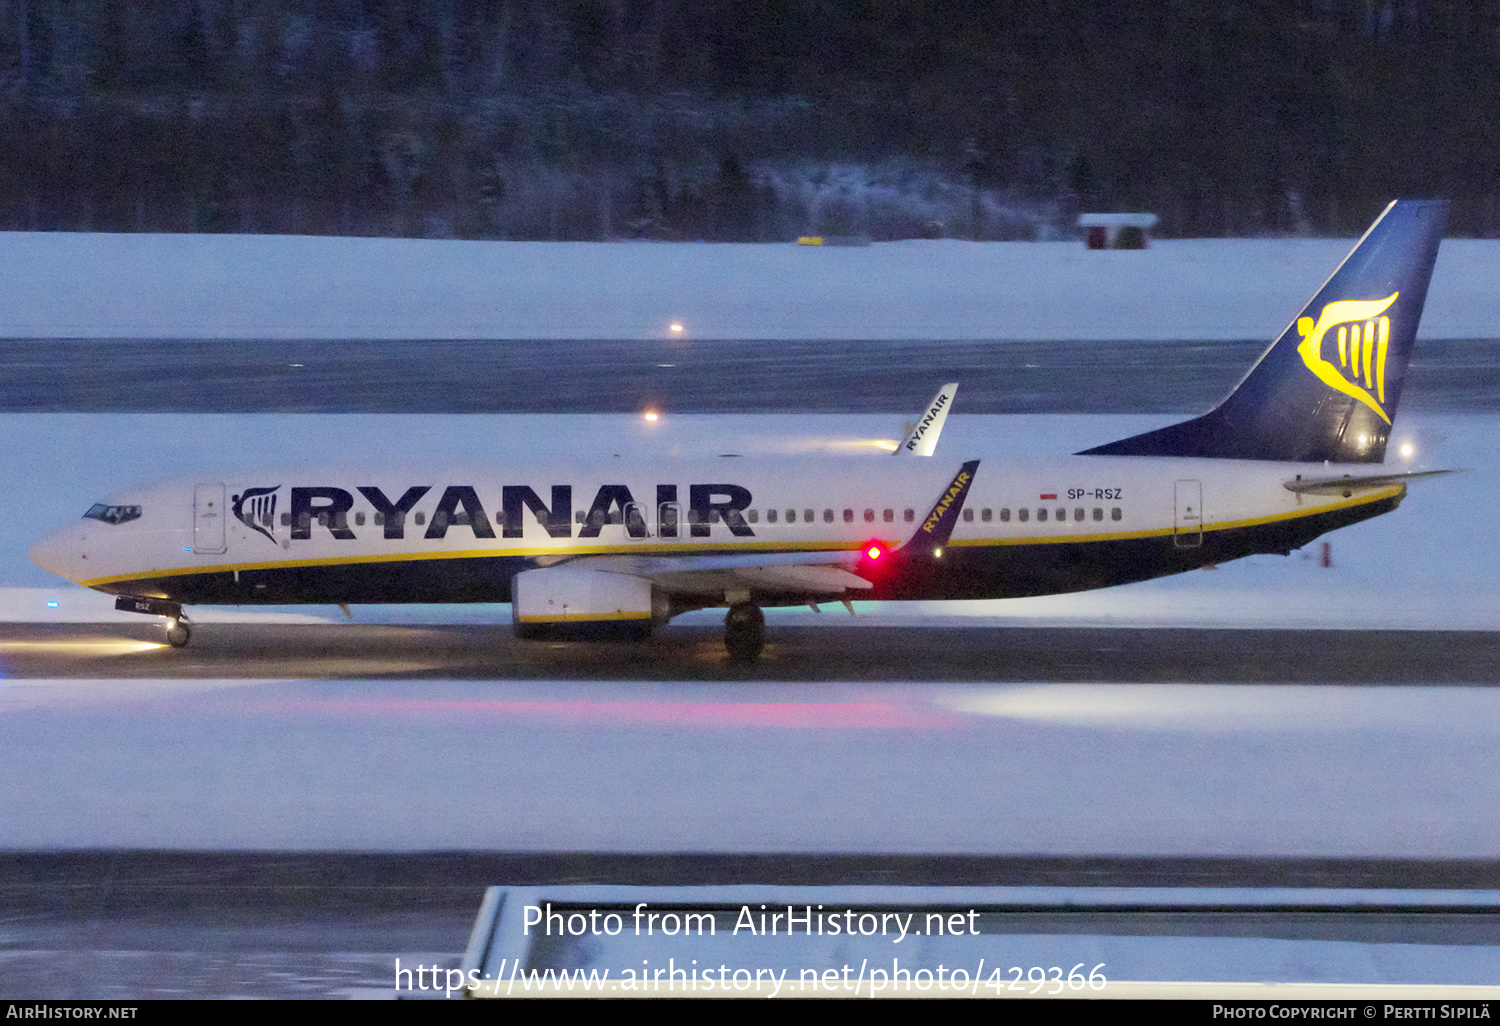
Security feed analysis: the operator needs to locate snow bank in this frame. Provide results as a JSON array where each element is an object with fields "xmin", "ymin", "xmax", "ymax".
[
  {"xmin": 0, "ymin": 231, "xmax": 1495, "ymax": 341},
  {"xmin": 3, "ymin": 412, "xmax": 1492, "ymax": 631}
]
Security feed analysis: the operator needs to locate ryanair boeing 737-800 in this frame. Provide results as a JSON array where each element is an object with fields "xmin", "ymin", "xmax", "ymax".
[{"xmin": 30, "ymin": 200, "xmax": 1449, "ymax": 660}]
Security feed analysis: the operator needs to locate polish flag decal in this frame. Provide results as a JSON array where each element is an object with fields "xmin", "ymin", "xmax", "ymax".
[{"xmin": 1040, "ymin": 493, "xmax": 1057, "ymax": 500}]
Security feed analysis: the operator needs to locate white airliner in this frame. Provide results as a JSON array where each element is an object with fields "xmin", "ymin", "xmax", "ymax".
[{"xmin": 30, "ymin": 200, "xmax": 1449, "ymax": 660}]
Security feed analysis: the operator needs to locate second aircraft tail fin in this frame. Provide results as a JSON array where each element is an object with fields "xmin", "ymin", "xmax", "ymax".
[{"xmin": 895, "ymin": 383, "xmax": 958, "ymax": 456}]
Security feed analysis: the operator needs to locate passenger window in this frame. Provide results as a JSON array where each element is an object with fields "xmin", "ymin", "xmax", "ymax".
[
  {"xmin": 804, "ymin": 509, "xmax": 814, "ymax": 523},
  {"xmin": 1093, "ymin": 508, "xmax": 1102, "ymax": 522},
  {"xmin": 1000, "ymin": 508, "xmax": 1011, "ymax": 522},
  {"xmin": 823, "ymin": 509, "xmax": 834, "ymax": 523},
  {"xmin": 1037, "ymin": 508, "xmax": 1047, "ymax": 522},
  {"xmin": 786, "ymin": 509, "xmax": 796, "ymax": 523},
  {"xmin": 575, "ymin": 510, "xmax": 586, "ymax": 524},
  {"xmin": 981, "ymin": 508, "xmax": 992, "ymax": 522},
  {"xmin": 863, "ymin": 509, "xmax": 874, "ymax": 523},
  {"xmin": 1074, "ymin": 508, "xmax": 1084, "ymax": 521},
  {"xmin": 1018, "ymin": 508, "xmax": 1029, "ymax": 522},
  {"xmin": 962, "ymin": 508, "xmax": 974, "ymax": 522},
  {"xmin": 883, "ymin": 509, "xmax": 894, "ymax": 523},
  {"xmin": 843, "ymin": 509, "xmax": 853, "ymax": 523},
  {"xmin": 354, "ymin": 512, "xmax": 365, "ymax": 527},
  {"xmin": 414, "ymin": 512, "xmax": 426, "ymax": 525},
  {"xmin": 1111, "ymin": 507, "xmax": 1122, "ymax": 521},
  {"xmin": 1056, "ymin": 508, "xmax": 1066, "ymax": 521},
  {"xmin": 903, "ymin": 509, "xmax": 915, "ymax": 523},
  {"xmin": 281, "ymin": 512, "xmax": 291, "ymax": 526}
]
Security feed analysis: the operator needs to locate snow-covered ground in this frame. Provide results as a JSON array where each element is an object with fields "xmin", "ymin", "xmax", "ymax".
[
  {"xmin": 0, "ymin": 231, "xmax": 1497, "ymax": 340},
  {"xmin": 4, "ymin": 676, "xmax": 1500, "ymax": 854},
  {"xmin": 3, "ymin": 411, "xmax": 1491, "ymax": 630}
]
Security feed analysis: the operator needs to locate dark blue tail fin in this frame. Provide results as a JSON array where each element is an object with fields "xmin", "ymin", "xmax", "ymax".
[{"xmin": 1079, "ymin": 199, "xmax": 1447, "ymax": 463}]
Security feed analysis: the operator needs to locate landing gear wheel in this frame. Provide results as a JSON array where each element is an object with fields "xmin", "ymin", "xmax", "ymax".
[
  {"xmin": 165, "ymin": 620, "xmax": 191, "ymax": 648},
  {"xmin": 724, "ymin": 602, "xmax": 765, "ymax": 663}
]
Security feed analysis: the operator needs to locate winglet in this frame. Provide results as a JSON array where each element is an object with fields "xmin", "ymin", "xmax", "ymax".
[
  {"xmin": 904, "ymin": 460, "xmax": 980, "ymax": 550},
  {"xmin": 895, "ymin": 383, "xmax": 959, "ymax": 456}
]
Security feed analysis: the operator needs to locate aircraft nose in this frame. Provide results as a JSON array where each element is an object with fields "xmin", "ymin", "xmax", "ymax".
[{"xmin": 29, "ymin": 526, "xmax": 83, "ymax": 582}]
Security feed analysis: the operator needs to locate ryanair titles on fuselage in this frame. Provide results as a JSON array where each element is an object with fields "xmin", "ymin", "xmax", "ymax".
[{"xmin": 230, "ymin": 483, "xmax": 757, "ymax": 543}]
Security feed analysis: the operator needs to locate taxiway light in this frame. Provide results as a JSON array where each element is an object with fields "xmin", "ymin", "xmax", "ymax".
[{"xmin": 669, "ymin": 323, "xmax": 684, "ymax": 333}]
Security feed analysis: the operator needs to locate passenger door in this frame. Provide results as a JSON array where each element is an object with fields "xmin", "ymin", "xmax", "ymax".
[{"xmin": 194, "ymin": 483, "xmax": 227, "ymax": 554}]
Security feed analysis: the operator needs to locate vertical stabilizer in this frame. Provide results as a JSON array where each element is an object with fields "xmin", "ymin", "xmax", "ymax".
[
  {"xmin": 1079, "ymin": 199, "xmax": 1447, "ymax": 463},
  {"xmin": 896, "ymin": 383, "xmax": 959, "ymax": 456}
]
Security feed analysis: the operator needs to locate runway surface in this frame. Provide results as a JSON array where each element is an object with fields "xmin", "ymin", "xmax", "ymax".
[
  {"xmin": 7, "ymin": 622, "xmax": 1500, "ymax": 683},
  {"xmin": 4, "ymin": 632, "xmax": 1500, "ymax": 855},
  {"xmin": 4, "ymin": 337, "xmax": 1499, "ymax": 413},
  {"xmin": 8, "ymin": 618, "xmax": 1500, "ymax": 681}
]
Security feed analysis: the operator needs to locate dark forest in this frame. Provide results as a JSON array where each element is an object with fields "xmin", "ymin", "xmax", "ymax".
[{"xmin": 1, "ymin": 0, "xmax": 1496, "ymax": 240}]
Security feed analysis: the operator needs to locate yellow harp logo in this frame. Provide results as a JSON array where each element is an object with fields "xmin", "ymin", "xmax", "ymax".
[{"xmin": 1295, "ymin": 292, "xmax": 1399, "ymax": 424}]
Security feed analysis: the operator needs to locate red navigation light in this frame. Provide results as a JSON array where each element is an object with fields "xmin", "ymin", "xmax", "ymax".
[{"xmin": 865, "ymin": 544, "xmax": 883, "ymax": 561}]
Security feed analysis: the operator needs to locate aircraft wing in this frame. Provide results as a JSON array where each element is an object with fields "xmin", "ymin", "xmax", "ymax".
[
  {"xmin": 556, "ymin": 458, "xmax": 981, "ymax": 600},
  {"xmin": 562, "ymin": 550, "xmax": 874, "ymax": 597}
]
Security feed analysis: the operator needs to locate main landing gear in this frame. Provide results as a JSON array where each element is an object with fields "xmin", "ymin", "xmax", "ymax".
[{"xmin": 724, "ymin": 602, "xmax": 765, "ymax": 663}]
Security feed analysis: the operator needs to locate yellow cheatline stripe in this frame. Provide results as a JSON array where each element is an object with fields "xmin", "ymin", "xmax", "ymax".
[
  {"xmin": 948, "ymin": 486, "xmax": 1402, "ymax": 548},
  {"xmin": 78, "ymin": 487, "xmax": 1401, "ymax": 589},
  {"xmin": 516, "ymin": 611, "xmax": 652, "ymax": 623}
]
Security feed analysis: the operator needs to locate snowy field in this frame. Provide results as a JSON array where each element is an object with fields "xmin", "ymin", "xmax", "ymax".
[
  {"xmin": 3, "ymin": 411, "xmax": 1493, "ymax": 631},
  {"xmin": 4, "ymin": 676, "xmax": 1500, "ymax": 855},
  {"xmin": 1, "ymin": 230, "xmax": 1498, "ymax": 341}
]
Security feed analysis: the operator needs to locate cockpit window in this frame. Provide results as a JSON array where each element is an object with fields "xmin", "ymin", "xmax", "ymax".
[{"xmin": 83, "ymin": 503, "xmax": 142, "ymax": 525}]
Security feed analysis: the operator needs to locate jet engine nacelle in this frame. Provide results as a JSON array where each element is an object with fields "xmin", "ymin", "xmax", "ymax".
[{"xmin": 511, "ymin": 566, "xmax": 662, "ymax": 640}]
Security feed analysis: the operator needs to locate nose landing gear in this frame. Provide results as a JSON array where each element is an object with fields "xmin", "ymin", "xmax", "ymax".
[
  {"xmin": 724, "ymin": 602, "xmax": 765, "ymax": 662},
  {"xmin": 113, "ymin": 596, "xmax": 193, "ymax": 648},
  {"xmin": 164, "ymin": 617, "xmax": 192, "ymax": 648}
]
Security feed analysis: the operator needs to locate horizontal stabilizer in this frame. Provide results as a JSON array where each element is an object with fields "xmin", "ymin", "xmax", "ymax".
[{"xmin": 1282, "ymin": 468, "xmax": 1458, "ymax": 495}]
